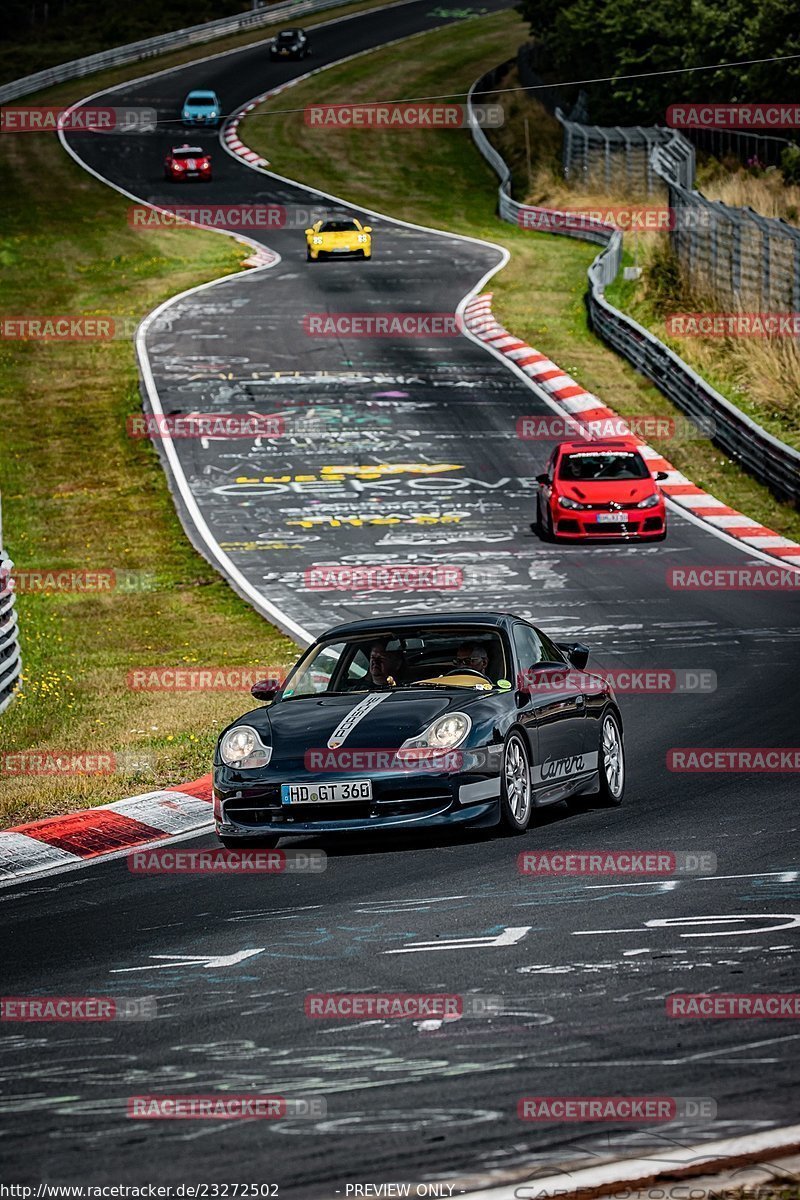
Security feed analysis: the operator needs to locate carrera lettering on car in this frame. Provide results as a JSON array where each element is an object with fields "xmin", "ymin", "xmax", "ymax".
[
  {"xmin": 533, "ymin": 751, "xmax": 599, "ymax": 784},
  {"xmin": 327, "ymin": 691, "xmax": 392, "ymax": 749}
]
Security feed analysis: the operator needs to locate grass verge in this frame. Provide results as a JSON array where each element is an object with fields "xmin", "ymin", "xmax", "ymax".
[{"xmin": 241, "ymin": 12, "xmax": 800, "ymax": 541}]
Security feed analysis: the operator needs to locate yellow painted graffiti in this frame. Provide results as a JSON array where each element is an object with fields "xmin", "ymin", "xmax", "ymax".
[
  {"xmin": 234, "ymin": 462, "xmax": 463, "ymax": 484},
  {"xmin": 286, "ymin": 514, "xmax": 464, "ymax": 528}
]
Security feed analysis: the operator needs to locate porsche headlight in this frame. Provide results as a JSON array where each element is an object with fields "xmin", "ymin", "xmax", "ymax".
[
  {"xmin": 401, "ymin": 712, "xmax": 472, "ymax": 753},
  {"xmin": 219, "ymin": 725, "xmax": 271, "ymax": 769},
  {"xmin": 357, "ymin": 233, "xmax": 368, "ymax": 243},
  {"xmin": 636, "ymin": 493, "xmax": 660, "ymax": 508},
  {"xmin": 312, "ymin": 236, "xmax": 323, "ymax": 245},
  {"xmin": 559, "ymin": 496, "xmax": 586, "ymax": 510}
]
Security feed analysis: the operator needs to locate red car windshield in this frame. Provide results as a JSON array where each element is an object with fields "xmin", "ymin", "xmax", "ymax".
[{"xmin": 558, "ymin": 451, "xmax": 650, "ymax": 481}]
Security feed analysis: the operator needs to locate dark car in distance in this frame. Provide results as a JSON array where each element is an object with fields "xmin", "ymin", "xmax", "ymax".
[{"xmin": 270, "ymin": 28, "xmax": 310, "ymax": 59}]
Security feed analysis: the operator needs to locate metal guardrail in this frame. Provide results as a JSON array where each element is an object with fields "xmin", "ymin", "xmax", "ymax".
[
  {"xmin": 468, "ymin": 67, "xmax": 800, "ymax": 506},
  {"xmin": 0, "ymin": 0, "xmax": 369, "ymax": 104}
]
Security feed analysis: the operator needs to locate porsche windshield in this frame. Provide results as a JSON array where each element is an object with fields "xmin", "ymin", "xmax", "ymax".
[
  {"xmin": 282, "ymin": 628, "xmax": 508, "ymax": 697},
  {"xmin": 320, "ymin": 220, "xmax": 359, "ymax": 232}
]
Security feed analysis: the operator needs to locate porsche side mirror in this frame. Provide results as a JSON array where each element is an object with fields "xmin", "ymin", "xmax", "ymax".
[
  {"xmin": 536, "ymin": 473, "xmax": 549, "ymax": 485},
  {"xmin": 655, "ymin": 470, "xmax": 669, "ymax": 481},
  {"xmin": 557, "ymin": 642, "xmax": 590, "ymax": 670},
  {"xmin": 251, "ymin": 679, "xmax": 281, "ymax": 702},
  {"xmin": 362, "ymin": 225, "xmax": 372, "ymax": 233},
  {"xmin": 304, "ymin": 228, "xmax": 313, "ymax": 237}
]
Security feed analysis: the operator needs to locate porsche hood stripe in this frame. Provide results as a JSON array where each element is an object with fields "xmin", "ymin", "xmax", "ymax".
[{"xmin": 327, "ymin": 691, "xmax": 392, "ymax": 748}]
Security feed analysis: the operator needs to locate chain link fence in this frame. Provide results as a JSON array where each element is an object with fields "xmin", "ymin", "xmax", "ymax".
[
  {"xmin": 552, "ymin": 110, "xmax": 800, "ymax": 312},
  {"xmin": 652, "ymin": 135, "xmax": 800, "ymax": 312},
  {"xmin": 556, "ymin": 110, "xmax": 687, "ymax": 195}
]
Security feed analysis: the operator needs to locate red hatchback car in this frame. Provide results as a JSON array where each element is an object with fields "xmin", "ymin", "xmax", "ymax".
[
  {"xmin": 536, "ymin": 439, "xmax": 668, "ymax": 542},
  {"xmin": 164, "ymin": 145, "xmax": 212, "ymax": 181}
]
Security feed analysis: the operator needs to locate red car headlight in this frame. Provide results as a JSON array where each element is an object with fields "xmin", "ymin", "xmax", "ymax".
[
  {"xmin": 559, "ymin": 496, "xmax": 586, "ymax": 510},
  {"xmin": 636, "ymin": 493, "xmax": 661, "ymax": 509}
]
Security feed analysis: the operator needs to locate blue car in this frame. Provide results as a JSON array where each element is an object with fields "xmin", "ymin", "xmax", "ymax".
[
  {"xmin": 181, "ymin": 90, "xmax": 222, "ymax": 127},
  {"xmin": 213, "ymin": 611, "xmax": 626, "ymax": 846}
]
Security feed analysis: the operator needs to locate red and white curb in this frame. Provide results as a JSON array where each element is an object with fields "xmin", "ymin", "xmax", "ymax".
[
  {"xmin": 0, "ymin": 774, "xmax": 213, "ymax": 884},
  {"xmin": 463, "ymin": 293, "xmax": 800, "ymax": 565},
  {"xmin": 221, "ymin": 97, "xmax": 281, "ymax": 268},
  {"xmin": 223, "ymin": 97, "xmax": 271, "ymax": 168}
]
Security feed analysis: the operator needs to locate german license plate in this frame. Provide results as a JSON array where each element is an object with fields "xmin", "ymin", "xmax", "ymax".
[
  {"xmin": 281, "ymin": 779, "xmax": 373, "ymax": 805},
  {"xmin": 596, "ymin": 512, "xmax": 628, "ymax": 523}
]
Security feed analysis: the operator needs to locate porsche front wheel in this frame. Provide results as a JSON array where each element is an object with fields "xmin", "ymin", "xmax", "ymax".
[{"xmin": 499, "ymin": 731, "xmax": 532, "ymax": 834}]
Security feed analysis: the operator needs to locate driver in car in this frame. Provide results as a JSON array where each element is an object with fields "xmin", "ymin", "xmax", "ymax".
[{"xmin": 454, "ymin": 642, "xmax": 490, "ymax": 677}]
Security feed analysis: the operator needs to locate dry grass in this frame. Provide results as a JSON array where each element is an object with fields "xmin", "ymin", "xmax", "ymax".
[{"xmin": 697, "ymin": 162, "xmax": 800, "ymax": 225}]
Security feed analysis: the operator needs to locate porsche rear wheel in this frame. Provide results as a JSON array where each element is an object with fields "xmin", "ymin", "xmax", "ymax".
[
  {"xmin": 584, "ymin": 711, "xmax": 625, "ymax": 806},
  {"xmin": 499, "ymin": 732, "xmax": 532, "ymax": 834}
]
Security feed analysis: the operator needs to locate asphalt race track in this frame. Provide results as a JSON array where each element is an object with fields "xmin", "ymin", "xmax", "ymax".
[{"xmin": 3, "ymin": 1, "xmax": 800, "ymax": 1192}]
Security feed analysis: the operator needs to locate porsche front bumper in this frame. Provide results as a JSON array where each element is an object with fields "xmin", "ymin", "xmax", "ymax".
[{"xmin": 214, "ymin": 752, "xmax": 502, "ymax": 837}]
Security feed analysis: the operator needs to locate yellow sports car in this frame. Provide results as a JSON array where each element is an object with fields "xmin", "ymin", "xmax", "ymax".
[{"xmin": 305, "ymin": 217, "xmax": 372, "ymax": 261}]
